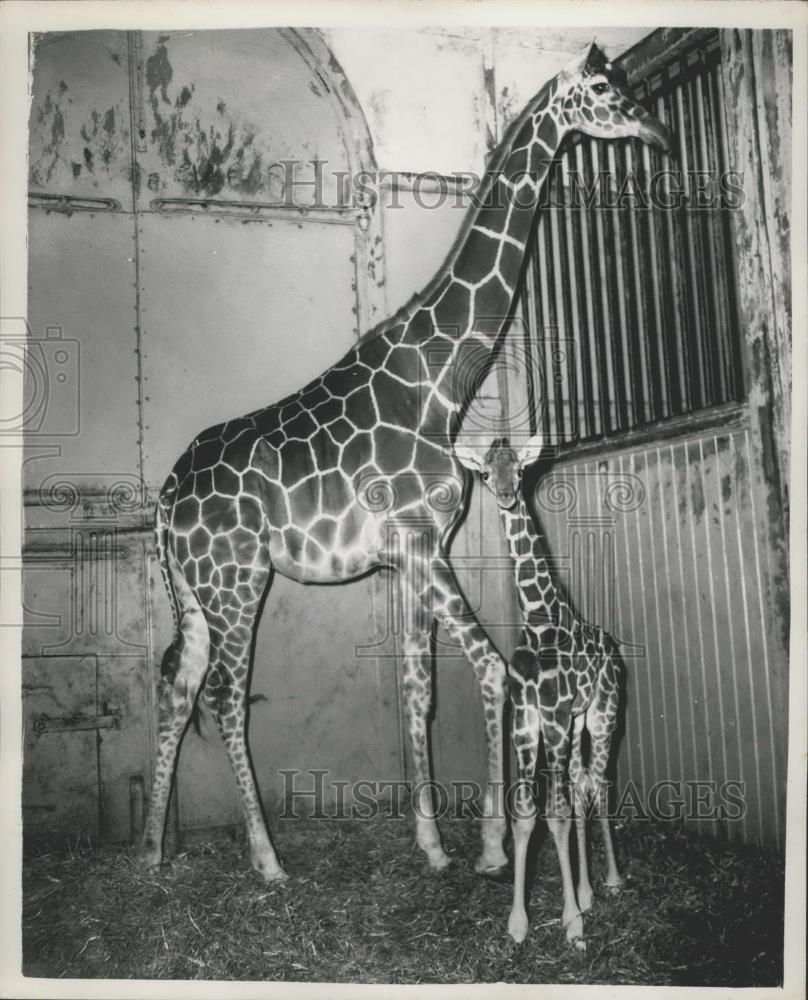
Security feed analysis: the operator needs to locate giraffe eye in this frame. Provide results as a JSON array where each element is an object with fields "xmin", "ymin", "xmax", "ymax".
[{"xmin": 592, "ymin": 82, "xmax": 610, "ymax": 95}]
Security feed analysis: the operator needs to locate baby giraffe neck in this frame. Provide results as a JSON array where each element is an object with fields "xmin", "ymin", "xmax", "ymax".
[{"xmin": 500, "ymin": 496, "xmax": 572, "ymax": 628}]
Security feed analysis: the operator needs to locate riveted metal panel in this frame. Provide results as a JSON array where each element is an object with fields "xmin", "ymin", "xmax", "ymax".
[
  {"xmin": 135, "ymin": 29, "xmax": 351, "ymax": 208},
  {"xmin": 136, "ymin": 211, "xmax": 358, "ymax": 489},
  {"xmin": 25, "ymin": 209, "xmax": 141, "ymax": 490},
  {"xmin": 28, "ymin": 30, "xmax": 134, "ymax": 211},
  {"xmin": 22, "ymin": 655, "xmax": 101, "ymax": 846}
]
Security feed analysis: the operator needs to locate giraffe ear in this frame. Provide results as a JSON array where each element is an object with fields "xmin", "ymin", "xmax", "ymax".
[
  {"xmin": 453, "ymin": 445, "xmax": 485, "ymax": 473},
  {"xmin": 560, "ymin": 41, "xmax": 607, "ymax": 78},
  {"xmin": 561, "ymin": 42, "xmax": 596, "ymax": 77},
  {"xmin": 584, "ymin": 42, "xmax": 610, "ymax": 73},
  {"xmin": 516, "ymin": 433, "xmax": 545, "ymax": 468}
]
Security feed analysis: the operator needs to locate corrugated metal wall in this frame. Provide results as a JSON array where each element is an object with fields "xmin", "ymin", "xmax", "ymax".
[
  {"xmin": 532, "ymin": 416, "xmax": 787, "ymax": 846},
  {"xmin": 506, "ymin": 28, "xmax": 791, "ymax": 848}
]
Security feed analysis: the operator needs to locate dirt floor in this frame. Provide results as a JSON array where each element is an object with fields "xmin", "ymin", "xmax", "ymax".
[{"xmin": 22, "ymin": 814, "xmax": 783, "ymax": 985}]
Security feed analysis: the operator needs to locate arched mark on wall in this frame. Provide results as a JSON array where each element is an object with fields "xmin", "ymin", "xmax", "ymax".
[{"xmin": 280, "ymin": 28, "xmax": 386, "ymax": 336}]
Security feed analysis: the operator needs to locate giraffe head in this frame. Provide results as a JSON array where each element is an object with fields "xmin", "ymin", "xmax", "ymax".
[
  {"xmin": 552, "ymin": 42, "xmax": 672, "ymax": 154},
  {"xmin": 455, "ymin": 434, "xmax": 545, "ymax": 509}
]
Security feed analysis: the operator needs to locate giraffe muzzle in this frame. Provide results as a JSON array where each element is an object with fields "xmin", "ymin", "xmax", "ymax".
[
  {"xmin": 495, "ymin": 490, "xmax": 518, "ymax": 508},
  {"xmin": 636, "ymin": 115, "xmax": 673, "ymax": 156}
]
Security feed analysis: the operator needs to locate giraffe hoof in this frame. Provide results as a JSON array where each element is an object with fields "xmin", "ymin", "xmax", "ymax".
[
  {"xmin": 564, "ymin": 913, "xmax": 584, "ymax": 945},
  {"xmin": 474, "ymin": 848, "xmax": 509, "ymax": 876},
  {"xmin": 577, "ymin": 887, "xmax": 593, "ymax": 913},
  {"xmin": 137, "ymin": 846, "xmax": 163, "ymax": 872},
  {"xmin": 573, "ymin": 938, "xmax": 587, "ymax": 953},
  {"xmin": 605, "ymin": 877, "xmax": 624, "ymax": 896},
  {"xmin": 475, "ymin": 861, "xmax": 511, "ymax": 882},
  {"xmin": 427, "ymin": 851, "xmax": 452, "ymax": 871},
  {"xmin": 252, "ymin": 859, "xmax": 288, "ymax": 883},
  {"xmin": 507, "ymin": 911, "xmax": 529, "ymax": 943},
  {"xmin": 262, "ymin": 868, "xmax": 289, "ymax": 884}
]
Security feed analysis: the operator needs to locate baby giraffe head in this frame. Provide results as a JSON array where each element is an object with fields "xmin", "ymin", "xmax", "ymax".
[
  {"xmin": 552, "ymin": 42, "xmax": 672, "ymax": 154},
  {"xmin": 455, "ymin": 434, "xmax": 545, "ymax": 509}
]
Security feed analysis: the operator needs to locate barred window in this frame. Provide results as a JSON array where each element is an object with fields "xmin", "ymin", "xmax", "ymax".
[{"xmin": 518, "ymin": 33, "xmax": 744, "ymax": 445}]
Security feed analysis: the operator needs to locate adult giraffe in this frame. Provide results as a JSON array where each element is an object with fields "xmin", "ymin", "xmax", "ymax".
[{"xmin": 141, "ymin": 43, "xmax": 670, "ymax": 886}]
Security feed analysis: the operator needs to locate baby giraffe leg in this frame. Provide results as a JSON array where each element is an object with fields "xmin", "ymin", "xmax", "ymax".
[
  {"xmin": 591, "ymin": 731, "xmax": 623, "ymax": 892},
  {"xmin": 588, "ymin": 667, "xmax": 623, "ymax": 893},
  {"xmin": 507, "ymin": 669, "xmax": 539, "ymax": 943},
  {"xmin": 544, "ymin": 725, "xmax": 585, "ymax": 949},
  {"xmin": 570, "ymin": 714, "xmax": 593, "ymax": 913}
]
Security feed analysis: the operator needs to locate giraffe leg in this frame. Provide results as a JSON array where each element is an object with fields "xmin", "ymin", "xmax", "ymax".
[
  {"xmin": 569, "ymin": 714, "xmax": 593, "ymax": 913},
  {"xmin": 201, "ymin": 571, "xmax": 286, "ymax": 883},
  {"xmin": 507, "ymin": 669, "xmax": 540, "ymax": 943},
  {"xmin": 544, "ymin": 725, "xmax": 586, "ymax": 949},
  {"xmin": 141, "ymin": 577, "xmax": 210, "ymax": 869},
  {"xmin": 588, "ymin": 664, "xmax": 623, "ymax": 893},
  {"xmin": 590, "ymin": 731, "xmax": 622, "ymax": 893},
  {"xmin": 429, "ymin": 555, "xmax": 508, "ymax": 874},
  {"xmin": 400, "ymin": 628, "xmax": 451, "ymax": 870}
]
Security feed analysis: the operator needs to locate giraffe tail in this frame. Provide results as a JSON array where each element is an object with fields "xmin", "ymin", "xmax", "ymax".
[
  {"xmin": 154, "ymin": 477, "xmax": 208, "ymax": 737},
  {"xmin": 154, "ymin": 479, "xmax": 181, "ymax": 671}
]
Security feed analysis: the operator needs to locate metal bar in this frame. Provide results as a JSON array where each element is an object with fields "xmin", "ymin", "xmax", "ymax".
[
  {"xmin": 658, "ymin": 77, "xmax": 691, "ymax": 413},
  {"xmin": 32, "ymin": 714, "xmax": 120, "ymax": 735},
  {"xmin": 685, "ymin": 68, "xmax": 716, "ymax": 405},
  {"xmin": 588, "ymin": 140, "xmax": 619, "ymax": 432},
  {"xmin": 28, "ymin": 192, "xmax": 122, "ymax": 213},
  {"xmin": 574, "ymin": 142, "xmax": 604, "ymax": 437},
  {"xmin": 526, "ymin": 250, "xmax": 551, "ymax": 441},
  {"xmin": 519, "ymin": 247, "xmax": 542, "ymax": 437},
  {"xmin": 606, "ymin": 142, "xmax": 635, "ymax": 427},
  {"xmin": 559, "ymin": 149, "xmax": 588, "ymax": 439},
  {"xmin": 149, "ymin": 197, "xmax": 356, "ymax": 226},
  {"xmin": 641, "ymin": 140, "xmax": 670, "ymax": 419},
  {"xmin": 536, "ymin": 217, "xmax": 560, "ymax": 443},
  {"xmin": 548, "ymin": 187, "xmax": 572, "ymax": 442},
  {"xmin": 622, "ymin": 142, "xmax": 653, "ymax": 424},
  {"xmin": 674, "ymin": 66, "xmax": 709, "ymax": 409}
]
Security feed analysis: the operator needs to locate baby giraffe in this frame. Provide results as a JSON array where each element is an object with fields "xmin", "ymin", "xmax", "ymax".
[{"xmin": 455, "ymin": 436, "xmax": 623, "ymax": 947}]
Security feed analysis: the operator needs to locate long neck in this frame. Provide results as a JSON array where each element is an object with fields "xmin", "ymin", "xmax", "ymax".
[
  {"xmin": 500, "ymin": 495, "xmax": 573, "ymax": 628},
  {"xmin": 392, "ymin": 81, "xmax": 565, "ymax": 415},
  {"xmin": 447, "ymin": 86, "xmax": 563, "ymax": 317}
]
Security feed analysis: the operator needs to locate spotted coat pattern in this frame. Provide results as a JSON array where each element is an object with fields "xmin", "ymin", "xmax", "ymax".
[
  {"xmin": 141, "ymin": 43, "xmax": 671, "ymax": 893},
  {"xmin": 456, "ymin": 438, "xmax": 625, "ymax": 945}
]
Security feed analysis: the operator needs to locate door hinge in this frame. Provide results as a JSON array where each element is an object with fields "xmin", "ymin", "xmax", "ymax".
[{"xmin": 32, "ymin": 713, "xmax": 120, "ymax": 735}]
